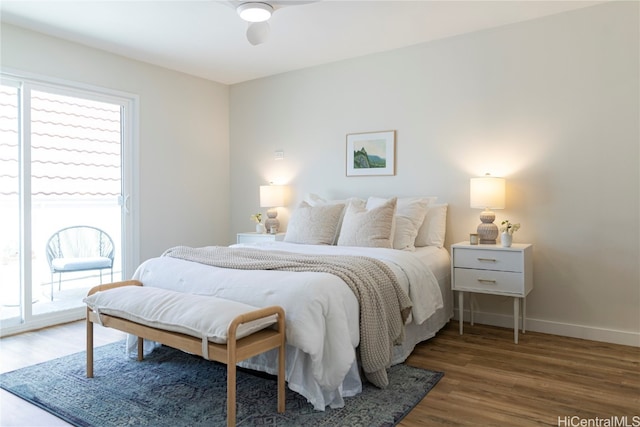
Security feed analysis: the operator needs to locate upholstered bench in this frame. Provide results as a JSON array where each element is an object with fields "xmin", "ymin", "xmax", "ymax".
[{"xmin": 84, "ymin": 280, "xmax": 286, "ymax": 427}]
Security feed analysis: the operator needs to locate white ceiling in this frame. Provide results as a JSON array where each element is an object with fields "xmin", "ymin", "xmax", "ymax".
[{"xmin": 0, "ymin": 0, "xmax": 603, "ymax": 85}]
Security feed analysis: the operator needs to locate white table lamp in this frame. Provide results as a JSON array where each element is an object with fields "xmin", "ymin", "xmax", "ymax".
[
  {"xmin": 470, "ymin": 174, "xmax": 505, "ymax": 244},
  {"xmin": 260, "ymin": 184, "xmax": 286, "ymax": 233}
]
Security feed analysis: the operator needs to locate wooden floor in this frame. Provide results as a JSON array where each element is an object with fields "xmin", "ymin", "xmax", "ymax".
[
  {"xmin": 1, "ymin": 320, "xmax": 638, "ymax": 426},
  {"xmin": 401, "ymin": 322, "xmax": 640, "ymax": 426}
]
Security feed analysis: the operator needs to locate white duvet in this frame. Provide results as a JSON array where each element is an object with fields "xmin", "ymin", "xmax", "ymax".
[{"xmin": 130, "ymin": 242, "xmax": 443, "ymax": 410}]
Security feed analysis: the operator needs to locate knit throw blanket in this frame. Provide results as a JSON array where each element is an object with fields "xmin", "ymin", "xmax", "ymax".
[{"xmin": 162, "ymin": 246, "xmax": 413, "ymax": 388}]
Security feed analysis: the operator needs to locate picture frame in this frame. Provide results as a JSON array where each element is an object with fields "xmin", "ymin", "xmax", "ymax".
[{"xmin": 346, "ymin": 130, "xmax": 396, "ymax": 176}]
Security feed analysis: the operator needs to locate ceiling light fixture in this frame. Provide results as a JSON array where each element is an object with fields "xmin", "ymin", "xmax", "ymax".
[{"xmin": 237, "ymin": 2, "xmax": 273, "ymax": 23}]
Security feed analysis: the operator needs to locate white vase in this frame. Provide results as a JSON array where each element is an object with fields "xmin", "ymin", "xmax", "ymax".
[
  {"xmin": 501, "ymin": 232, "xmax": 513, "ymax": 247},
  {"xmin": 255, "ymin": 223, "xmax": 266, "ymax": 234}
]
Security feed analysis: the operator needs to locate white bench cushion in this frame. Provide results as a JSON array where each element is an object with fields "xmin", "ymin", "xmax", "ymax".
[
  {"xmin": 53, "ymin": 256, "xmax": 112, "ymax": 271},
  {"xmin": 84, "ymin": 286, "xmax": 277, "ymax": 345}
]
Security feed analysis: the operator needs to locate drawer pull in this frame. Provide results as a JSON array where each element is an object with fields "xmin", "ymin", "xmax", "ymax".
[
  {"xmin": 477, "ymin": 279, "xmax": 497, "ymax": 284},
  {"xmin": 477, "ymin": 257, "xmax": 497, "ymax": 262}
]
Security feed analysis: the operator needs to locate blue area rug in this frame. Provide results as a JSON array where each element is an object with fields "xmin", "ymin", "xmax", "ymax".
[{"xmin": 0, "ymin": 341, "xmax": 443, "ymax": 426}]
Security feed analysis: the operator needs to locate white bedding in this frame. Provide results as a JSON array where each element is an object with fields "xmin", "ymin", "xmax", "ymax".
[{"xmin": 130, "ymin": 242, "xmax": 449, "ymax": 410}]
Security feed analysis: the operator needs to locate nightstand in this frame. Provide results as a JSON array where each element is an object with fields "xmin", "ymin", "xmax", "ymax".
[
  {"xmin": 236, "ymin": 232, "xmax": 285, "ymax": 244},
  {"xmin": 451, "ymin": 242, "xmax": 533, "ymax": 343}
]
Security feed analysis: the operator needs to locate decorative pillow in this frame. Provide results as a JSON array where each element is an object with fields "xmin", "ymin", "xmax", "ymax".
[
  {"xmin": 415, "ymin": 203, "xmax": 448, "ymax": 248},
  {"xmin": 367, "ymin": 196, "xmax": 429, "ymax": 251},
  {"xmin": 305, "ymin": 194, "xmax": 366, "ymax": 244},
  {"xmin": 306, "ymin": 194, "xmax": 366, "ymax": 210},
  {"xmin": 420, "ymin": 196, "xmax": 438, "ymax": 208},
  {"xmin": 337, "ymin": 197, "xmax": 397, "ymax": 248},
  {"xmin": 284, "ymin": 201, "xmax": 346, "ymax": 245}
]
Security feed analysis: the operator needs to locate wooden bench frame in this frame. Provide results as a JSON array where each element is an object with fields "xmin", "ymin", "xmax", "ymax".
[{"xmin": 86, "ymin": 280, "xmax": 286, "ymax": 427}]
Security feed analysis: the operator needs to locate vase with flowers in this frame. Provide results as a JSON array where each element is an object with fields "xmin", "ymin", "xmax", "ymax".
[
  {"xmin": 499, "ymin": 220, "xmax": 520, "ymax": 247},
  {"xmin": 251, "ymin": 213, "xmax": 265, "ymax": 234}
]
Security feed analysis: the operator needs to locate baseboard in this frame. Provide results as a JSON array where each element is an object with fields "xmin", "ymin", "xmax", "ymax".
[
  {"xmin": 454, "ymin": 310, "xmax": 640, "ymax": 347},
  {"xmin": 0, "ymin": 310, "xmax": 85, "ymax": 338}
]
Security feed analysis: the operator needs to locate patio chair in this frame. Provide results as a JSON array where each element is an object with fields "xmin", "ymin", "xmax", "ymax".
[{"xmin": 46, "ymin": 226, "xmax": 115, "ymax": 300}]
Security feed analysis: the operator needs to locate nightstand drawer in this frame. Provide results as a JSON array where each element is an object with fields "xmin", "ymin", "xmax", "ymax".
[
  {"xmin": 453, "ymin": 248, "xmax": 522, "ymax": 272},
  {"xmin": 453, "ymin": 268, "xmax": 525, "ymax": 295}
]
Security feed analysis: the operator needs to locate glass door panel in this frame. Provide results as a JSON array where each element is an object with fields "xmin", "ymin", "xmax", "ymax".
[
  {"xmin": 0, "ymin": 78, "xmax": 131, "ymax": 334},
  {"xmin": 29, "ymin": 89, "xmax": 123, "ymax": 315},
  {"xmin": 0, "ymin": 83, "xmax": 21, "ymax": 326}
]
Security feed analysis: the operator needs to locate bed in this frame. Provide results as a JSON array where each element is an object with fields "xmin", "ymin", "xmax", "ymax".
[{"xmin": 128, "ymin": 195, "xmax": 452, "ymax": 410}]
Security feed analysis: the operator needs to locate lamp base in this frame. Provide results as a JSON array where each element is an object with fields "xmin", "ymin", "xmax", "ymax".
[
  {"xmin": 264, "ymin": 209, "xmax": 280, "ymax": 234},
  {"xmin": 477, "ymin": 209, "xmax": 498, "ymax": 244}
]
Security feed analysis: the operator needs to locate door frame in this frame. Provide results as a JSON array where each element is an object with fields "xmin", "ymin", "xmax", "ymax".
[{"xmin": 0, "ymin": 69, "xmax": 139, "ymax": 336}]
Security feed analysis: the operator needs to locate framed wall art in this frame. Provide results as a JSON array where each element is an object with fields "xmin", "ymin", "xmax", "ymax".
[{"xmin": 346, "ymin": 130, "xmax": 396, "ymax": 176}]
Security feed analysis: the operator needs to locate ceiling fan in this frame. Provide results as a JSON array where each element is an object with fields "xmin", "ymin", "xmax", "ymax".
[{"xmin": 229, "ymin": 1, "xmax": 317, "ymax": 45}]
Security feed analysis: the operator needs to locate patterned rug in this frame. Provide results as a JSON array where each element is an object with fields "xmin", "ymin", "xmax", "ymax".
[{"xmin": 0, "ymin": 341, "xmax": 443, "ymax": 427}]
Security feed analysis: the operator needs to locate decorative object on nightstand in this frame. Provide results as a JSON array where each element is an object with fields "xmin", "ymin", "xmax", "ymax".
[
  {"xmin": 470, "ymin": 174, "xmax": 505, "ymax": 244},
  {"xmin": 250, "ymin": 213, "xmax": 265, "ymax": 234},
  {"xmin": 451, "ymin": 241, "xmax": 533, "ymax": 343},
  {"xmin": 260, "ymin": 184, "xmax": 286, "ymax": 234},
  {"xmin": 499, "ymin": 220, "xmax": 520, "ymax": 248},
  {"xmin": 236, "ymin": 232, "xmax": 285, "ymax": 244}
]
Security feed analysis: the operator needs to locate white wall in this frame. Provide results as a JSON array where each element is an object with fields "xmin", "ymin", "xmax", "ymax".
[
  {"xmin": 230, "ymin": 2, "xmax": 639, "ymax": 345},
  {"xmin": 1, "ymin": 24, "xmax": 230, "ymax": 267},
  {"xmin": 3, "ymin": 2, "xmax": 636, "ymax": 345}
]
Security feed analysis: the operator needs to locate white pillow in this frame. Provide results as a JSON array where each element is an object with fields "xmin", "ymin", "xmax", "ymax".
[
  {"xmin": 368, "ymin": 196, "xmax": 429, "ymax": 251},
  {"xmin": 415, "ymin": 203, "xmax": 448, "ymax": 248},
  {"xmin": 305, "ymin": 194, "xmax": 365, "ymax": 244},
  {"xmin": 337, "ymin": 197, "xmax": 397, "ymax": 248},
  {"xmin": 420, "ymin": 196, "xmax": 438, "ymax": 208},
  {"xmin": 306, "ymin": 193, "xmax": 365, "ymax": 208},
  {"xmin": 284, "ymin": 201, "xmax": 346, "ymax": 245}
]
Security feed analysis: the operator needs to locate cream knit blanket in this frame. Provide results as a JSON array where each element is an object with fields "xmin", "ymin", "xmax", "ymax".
[{"xmin": 162, "ymin": 245, "xmax": 413, "ymax": 388}]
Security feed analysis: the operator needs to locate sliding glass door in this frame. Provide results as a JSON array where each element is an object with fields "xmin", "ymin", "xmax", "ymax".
[
  {"xmin": 0, "ymin": 76, "xmax": 137, "ymax": 335},
  {"xmin": 0, "ymin": 83, "xmax": 21, "ymax": 321}
]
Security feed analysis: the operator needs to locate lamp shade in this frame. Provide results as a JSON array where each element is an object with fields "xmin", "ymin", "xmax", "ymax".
[
  {"xmin": 470, "ymin": 176, "xmax": 505, "ymax": 209},
  {"xmin": 260, "ymin": 185, "xmax": 285, "ymax": 208}
]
